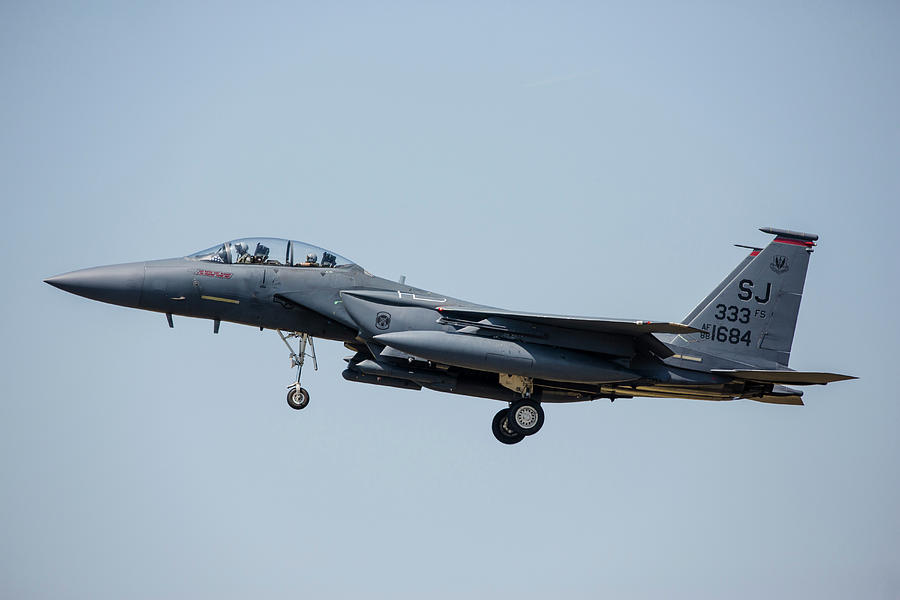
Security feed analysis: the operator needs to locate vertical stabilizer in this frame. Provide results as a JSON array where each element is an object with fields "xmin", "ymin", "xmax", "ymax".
[{"xmin": 674, "ymin": 228, "xmax": 818, "ymax": 367}]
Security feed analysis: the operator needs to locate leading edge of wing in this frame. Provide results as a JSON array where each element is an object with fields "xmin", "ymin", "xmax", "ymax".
[
  {"xmin": 712, "ymin": 369, "xmax": 858, "ymax": 385},
  {"xmin": 435, "ymin": 306, "xmax": 703, "ymax": 336}
]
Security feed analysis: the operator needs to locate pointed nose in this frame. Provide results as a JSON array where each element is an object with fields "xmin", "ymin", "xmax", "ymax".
[{"xmin": 45, "ymin": 262, "xmax": 146, "ymax": 308}]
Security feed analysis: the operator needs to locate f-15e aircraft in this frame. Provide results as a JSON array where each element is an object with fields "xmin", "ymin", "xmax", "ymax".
[{"xmin": 45, "ymin": 227, "xmax": 854, "ymax": 444}]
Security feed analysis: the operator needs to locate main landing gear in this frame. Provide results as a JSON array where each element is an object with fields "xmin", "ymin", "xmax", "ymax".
[
  {"xmin": 277, "ymin": 330, "xmax": 317, "ymax": 410},
  {"xmin": 492, "ymin": 374, "xmax": 545, "ymax": 444},
  {"xmin": 492, "ymin": 400, "xmax": 545, "ymax": 444}
]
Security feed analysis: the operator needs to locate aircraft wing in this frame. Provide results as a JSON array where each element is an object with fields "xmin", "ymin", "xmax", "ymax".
[
  {"xmin": 435, "ymin": 306, "xmax": 702, "ymax": 336},
  {"xmin": 711, "ymin": 370, "xmax": 857, "ymax": 385}
]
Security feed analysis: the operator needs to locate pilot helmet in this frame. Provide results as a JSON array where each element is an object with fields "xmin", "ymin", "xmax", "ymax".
[
  {"xmin": 306, "ymin": 253, "xmax": 318, "ymax": 263},
  {"xmin": 234, "ymin": 242, "xmax": 248, "ymax": 255}
]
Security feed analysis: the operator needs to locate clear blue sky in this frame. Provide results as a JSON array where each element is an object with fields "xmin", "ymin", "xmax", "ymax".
[{"xmin": 2, "ymin": 2, "xmax": 898, "ymax": 598}]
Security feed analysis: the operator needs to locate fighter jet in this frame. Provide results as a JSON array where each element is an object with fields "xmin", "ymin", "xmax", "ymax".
[{"xmin": 45, "ymin": 227, "xmax": 854, "ymax": 444}]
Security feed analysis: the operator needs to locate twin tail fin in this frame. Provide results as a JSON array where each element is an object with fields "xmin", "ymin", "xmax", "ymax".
[{"xmin": 675, "ymin": 227, "xmax": 819, "ymax": 367}]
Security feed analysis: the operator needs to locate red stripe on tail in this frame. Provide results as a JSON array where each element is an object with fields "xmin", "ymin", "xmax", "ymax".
[{"xmin": 774, "ymin": 237, "xmax": 815, "ymax": 247}]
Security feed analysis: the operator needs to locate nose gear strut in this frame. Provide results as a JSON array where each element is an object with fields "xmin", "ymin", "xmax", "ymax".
[{"xmin": 277, "ymin": 330, "xmax": 317, "ymax": 410}]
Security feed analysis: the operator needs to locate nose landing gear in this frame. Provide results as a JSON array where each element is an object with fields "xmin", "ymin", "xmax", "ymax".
[
  {"xmin": 287, "ymin": 386, "xmax": 310, "ymax": 410},
  {"xmin": 277, "ymin": 330, "xmax": 317, "ymax": 410}
]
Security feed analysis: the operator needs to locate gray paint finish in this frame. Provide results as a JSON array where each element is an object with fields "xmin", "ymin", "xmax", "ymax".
[{"xmin": 45, "ymin": 227, "xmax": 854, "ymax": 443}]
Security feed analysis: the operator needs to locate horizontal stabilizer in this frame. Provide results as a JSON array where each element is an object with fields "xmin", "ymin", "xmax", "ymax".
[
  {"xmin": 435, "ymin": 307, "xmax": 702, "ymax": 336},
  {"xmin": 713, "ymin": 369, "xmax": 856, "ymax": 386},
  {"xmin": 754, "ymin": 395, "xmax": 805, "ymax": 406}
]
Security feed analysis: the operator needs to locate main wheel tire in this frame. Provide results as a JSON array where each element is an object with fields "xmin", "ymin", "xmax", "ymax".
[
  {"xmin": 492, "ymin": 408, "xmax": 524, "ymax": 445},
  {"xmin": 287, "ymin": 387, "xmax": 310, "ymax": 410},
  {"xmin": 507, "ymin": 399, "xmax": 544, "ymax": 436}
]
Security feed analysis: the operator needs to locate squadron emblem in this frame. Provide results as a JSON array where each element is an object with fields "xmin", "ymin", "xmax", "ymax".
[
  {"xmin": 375, "ymin": 311, "xmax": 392, "ymax": 330},
  {"xmin": 770, "ymin": 255, "xmax": 789, "ymax": 274}
]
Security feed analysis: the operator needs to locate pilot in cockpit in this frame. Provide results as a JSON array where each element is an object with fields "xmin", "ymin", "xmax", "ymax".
[
  {"xmin": 234, "ymin": 242, "xmax": 252, "ymax": 264},
  {"xmin": 297, "ymin": 252, "xmax": 319, "ymax": 267}
]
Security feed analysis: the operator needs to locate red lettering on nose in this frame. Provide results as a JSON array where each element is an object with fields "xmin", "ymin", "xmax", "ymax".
[{"xmin": 194, "ymin": 269, "xmax": 233, "ymax": 279}]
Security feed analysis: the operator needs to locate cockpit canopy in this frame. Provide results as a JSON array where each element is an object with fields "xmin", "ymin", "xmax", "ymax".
[{"xmin": 188, "ymin": 238, "xmax": 355, "ymax": 268}]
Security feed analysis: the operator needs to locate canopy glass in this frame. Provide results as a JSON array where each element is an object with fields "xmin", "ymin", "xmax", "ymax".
[{"xmin": 188, "ymin": 238, "xmax": 355, "ymax": 268}]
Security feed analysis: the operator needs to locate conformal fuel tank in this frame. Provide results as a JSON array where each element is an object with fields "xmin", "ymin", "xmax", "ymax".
[{"xmin": 374, "ymin": 331, "xmax": 639, "ymax": 384}]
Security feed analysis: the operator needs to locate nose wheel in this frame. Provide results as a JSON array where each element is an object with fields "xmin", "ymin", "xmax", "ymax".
[
  {"xmin": 287, "ymin": 385, "xmax": 310, "ymax": 410},
  {"xmin": 277, "ymin": 330, "xmax": 317, "ymax": 410}
]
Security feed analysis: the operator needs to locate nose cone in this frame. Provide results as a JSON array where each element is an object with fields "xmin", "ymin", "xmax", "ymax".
[{"xmin": 45, "ymin": 262, "xmax": 146, "ymax": 308}]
